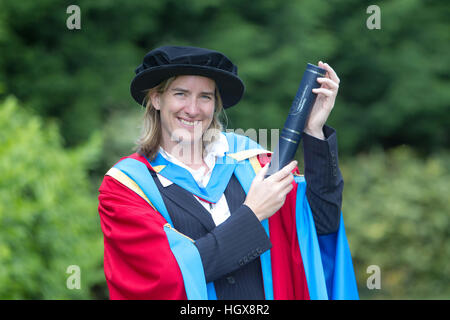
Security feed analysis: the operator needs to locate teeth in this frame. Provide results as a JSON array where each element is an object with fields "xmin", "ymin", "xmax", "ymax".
[{"xmin": 179, "ymin": 118, "xmax": 198, "ymax": 126}]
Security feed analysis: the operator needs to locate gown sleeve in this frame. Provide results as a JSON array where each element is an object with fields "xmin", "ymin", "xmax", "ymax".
[
  {"xmin": 302, "ymin": 125, "xmax": 343, "ymax": 234},
  {"xmin": 98, "ymin": 175, "xmax": 187, "ymax": 300}
]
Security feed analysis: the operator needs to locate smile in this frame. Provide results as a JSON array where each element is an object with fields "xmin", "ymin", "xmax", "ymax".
[{"xmin": 178, "ymin": 118, "xmax": 200, "ymax": 127}]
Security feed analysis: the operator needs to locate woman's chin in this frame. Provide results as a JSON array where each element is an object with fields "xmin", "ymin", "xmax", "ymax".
[{"xmin": 173, "ymin": 134, "xmax": 203, "ymax": 147}]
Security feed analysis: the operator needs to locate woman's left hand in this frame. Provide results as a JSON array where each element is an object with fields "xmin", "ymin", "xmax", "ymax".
[{"xmin": 304, "ymin": 61, "xmax": 340, "ymax": 140}]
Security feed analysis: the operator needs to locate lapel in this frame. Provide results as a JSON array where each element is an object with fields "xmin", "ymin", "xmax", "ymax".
[
  {"xmin": 154, "ymin": 173, "xmax": 216, "ymax": 231},
  {"xmin": 223, "ymin": 173, "xmax": 246, "ymax": 211},
  {"xmin": 148, "ymin": 149, "xmax": 237, "ymax": 204},
  {"xmin": 152, "ymin": 170, "xmax": 246, "ymax": 232},
  {"xmin": 140, "ymin": 132, "xmax": 263, "ymax": 231}
]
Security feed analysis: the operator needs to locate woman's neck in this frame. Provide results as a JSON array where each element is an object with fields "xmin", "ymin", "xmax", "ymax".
[{"xmin": 162, "ymin": 141, "xmax": 206, "ymax": 170}]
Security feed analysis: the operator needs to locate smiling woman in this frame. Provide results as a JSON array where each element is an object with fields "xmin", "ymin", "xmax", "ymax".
[
  {"xmin": 98, "ymin": 45, "xmax": 358, "ymax": 300},
  {"xmin": 147, "ymin": 75, "xmax": 221, "ymax": 168},
  {"xmin": 137, "ymin": 75, "xmax": 224, "ymax": 164}
]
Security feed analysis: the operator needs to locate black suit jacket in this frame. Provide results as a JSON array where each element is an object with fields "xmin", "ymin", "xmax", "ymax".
[{"xmin": 151, "ymin": 126, "xmax": 343, "ymax": 299}]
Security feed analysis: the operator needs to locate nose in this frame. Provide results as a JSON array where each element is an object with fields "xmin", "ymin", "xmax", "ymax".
[{"xmin": 183, "ymin": 97, "xmax": 200, "ymax": 117}]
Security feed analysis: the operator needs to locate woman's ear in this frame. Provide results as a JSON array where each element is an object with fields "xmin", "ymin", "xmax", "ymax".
[{"xmin": 150, "ymin": 91, "xmax": 161, "ymax": 110}]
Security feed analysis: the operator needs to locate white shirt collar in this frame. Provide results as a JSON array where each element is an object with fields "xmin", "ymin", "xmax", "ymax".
[{"xmin": 157, "ymin": 133, "xmax": 229, "ymax": 188}]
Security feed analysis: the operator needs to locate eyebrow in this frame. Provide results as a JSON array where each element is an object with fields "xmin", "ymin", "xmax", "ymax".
[{"xmin": 171, "ymin": 88, "xmax": 215, "ymax": 96}]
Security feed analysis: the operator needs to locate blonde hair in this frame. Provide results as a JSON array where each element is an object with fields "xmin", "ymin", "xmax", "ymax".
[{"xmin": 136, "ymin": 76, "xmax": 224, "ymax": 160}]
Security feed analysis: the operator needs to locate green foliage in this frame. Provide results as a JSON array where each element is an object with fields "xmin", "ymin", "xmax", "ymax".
[
  {"xmin": 341, "ymin": 147, "xmax": 450, "ymax": 299},
  {"xmin": 0, "ymin": 0, "xmax": 448, "ymax": 300},
  {"xmin": 0, "ymin": 97, "xmax": 105, "ymax": 299},
  {"xmin": 327, "ymin": 0, "xmax": 450, "ymax": 154},
  {"xmin": 0, "ymin": 0, "xmax": 448, "ymax": 157}
]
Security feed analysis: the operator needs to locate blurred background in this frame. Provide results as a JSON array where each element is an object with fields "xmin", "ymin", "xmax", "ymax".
[{"xmin": 0, "ymin": 0, "xmax": 448, "ymax": 299}]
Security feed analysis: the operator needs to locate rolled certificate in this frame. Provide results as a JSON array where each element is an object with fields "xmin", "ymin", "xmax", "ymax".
[{"xmin": 267, "ymin": 63, "xmax": 326, "ymax": 176}]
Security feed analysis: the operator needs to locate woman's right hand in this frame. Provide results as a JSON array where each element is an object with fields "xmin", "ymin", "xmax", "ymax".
[{"xmin": 243, "ymin": 160, "xmax": 297, "ymax": 221}]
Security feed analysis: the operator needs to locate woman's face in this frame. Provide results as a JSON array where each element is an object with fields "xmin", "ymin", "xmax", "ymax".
[{"xmin": 151, "ymin": 75, "xmax": 216, "ymax": 153}]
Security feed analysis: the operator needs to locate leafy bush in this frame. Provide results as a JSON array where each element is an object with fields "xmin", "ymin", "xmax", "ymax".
[
  {"xmin": 0, "ymin": 97, "xmax": 106, "ymax": 299},
  {"xmin": 341, "ymin": 147, "xmax": 450, "ymax": 299},
  {"xmin": 0, "ymin": 0, "xmax": 448, "ymax": 156}
]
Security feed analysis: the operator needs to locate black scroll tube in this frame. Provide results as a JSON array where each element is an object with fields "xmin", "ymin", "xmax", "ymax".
[{"xmin": 266, "ymin": 63, "xmax": 327, "ymax": 176}]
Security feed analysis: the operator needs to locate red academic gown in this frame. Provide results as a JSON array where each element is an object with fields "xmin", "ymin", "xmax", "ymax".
[
  {"xmin": 98, "ymin": 152, "xmax": 307, "ymax": 300},
  {"xmin": 98, "ymin": 150, "xmax": 358, "ymax": 300}
]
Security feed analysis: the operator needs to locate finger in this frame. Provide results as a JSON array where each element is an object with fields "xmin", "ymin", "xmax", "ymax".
[
  {"xmin": 323, "ymin": 63, "xmax": 340, "ymax": 84},
  {"xmin": 278, "ymin": 172, "xmax": 294, "ymax": 189},
  {"xmin": 280, "ymin": 182, "xmax": 294, "ymax": 198},
  {"xmin": 312, "ymin": 88, "xmax": 333, "ymax": 97},
  {"xmin": 269, "ymin": 160, "xmax": 297, "ymax": 182},
  {"xmin": 317, "ymin": 77, "xmax": 339, "ymax": 90}
]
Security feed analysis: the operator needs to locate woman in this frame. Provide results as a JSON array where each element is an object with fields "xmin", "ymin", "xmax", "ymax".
[{"xmin": 98, "ymin": 46, "xmax": 358, "ymax": 300}]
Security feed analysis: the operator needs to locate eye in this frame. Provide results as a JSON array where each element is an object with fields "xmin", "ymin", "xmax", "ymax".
[
  {"xmin": 201, "ymin": 95, "xmax": 213, "ymax": 100},
  {"xmin": 174, "ymin": 92, "xmax": 185, "ymax": 96}
]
